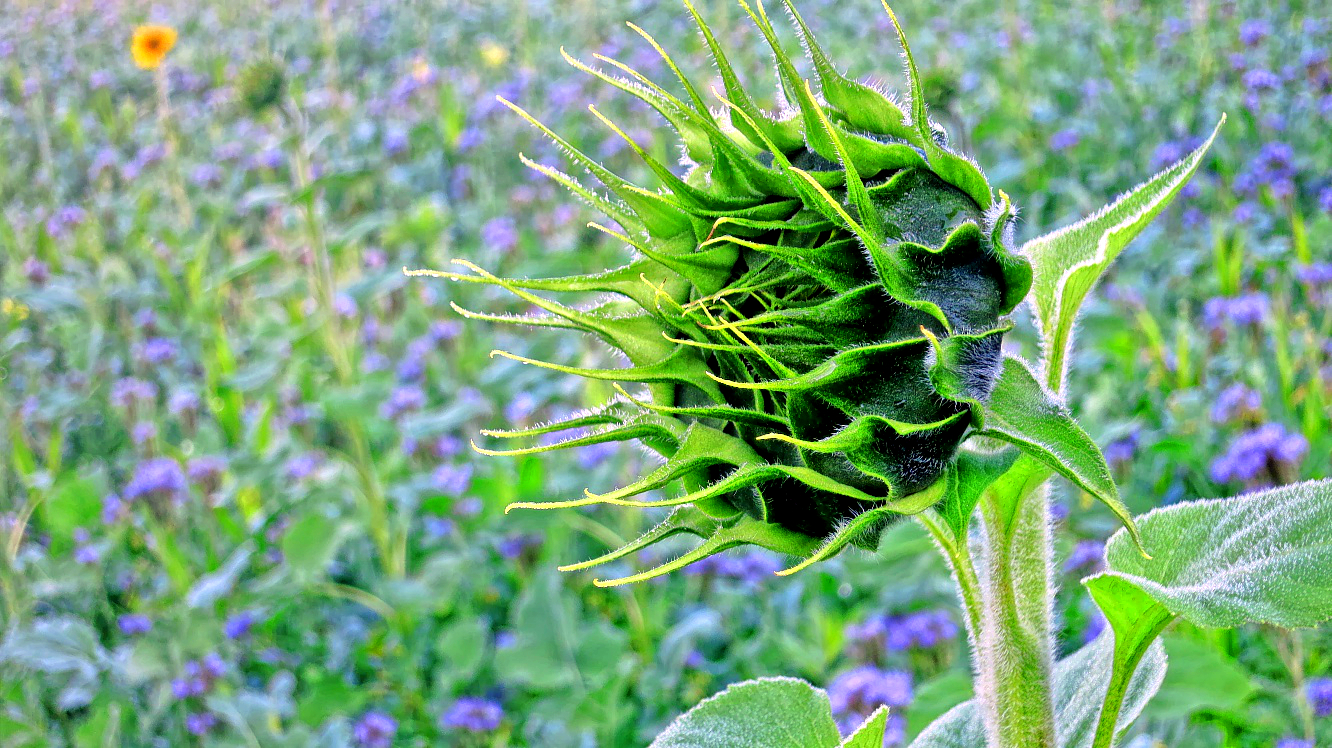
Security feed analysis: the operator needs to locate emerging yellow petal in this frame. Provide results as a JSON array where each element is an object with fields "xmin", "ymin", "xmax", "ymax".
[{"xmin": 131, "ymin": 25, "xmax": 177, "ymax": 70}]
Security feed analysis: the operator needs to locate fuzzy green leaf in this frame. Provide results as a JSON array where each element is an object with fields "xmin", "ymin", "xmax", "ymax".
[
  {"xmin": 977, "ymin": 356, "xmax": 1139, "ymax": 548},
  {"xmin": 1088, "ymin": 479, "xmax": 1332, "ymax": 630},
  {"xmin": 883, "ymin": 3, "xmax": 993, "ymax": 210},
  {"xmin": 683, "ymin": 0, "xmax": 803, "ymax": 152},
  {"xmin": 934, "ymin": 447, "xmax": 1019, "ymax": 540},
  {"xmin": 841, "ymin": 706, "xmax": 890, "ymax": 748},
  {"xmin": 1083, "ymin": 480, "xmax": 1332, "ymax": 747},
  {"xmin": 1026, "ymin": 116, "xmax": 1224, "ymax": 391},
  {"xmin": 908, "ymin": 632, "xmax": 1165, "ymax": 748},
  {"xmin": 780, "ymin": 0, "xmax": 916, "ymax": 145},
  {"xmin": 649, "ymin": 677, "xmax": 842, "ymax": 748}
]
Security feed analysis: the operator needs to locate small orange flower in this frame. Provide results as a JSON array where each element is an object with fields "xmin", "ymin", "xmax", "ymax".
[{"xmin": 131, "ymin": 25, "xmax": 177, "ymax": 70}]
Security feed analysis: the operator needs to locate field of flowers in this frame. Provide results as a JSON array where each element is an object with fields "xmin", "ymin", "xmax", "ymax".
[{"xmin": 1, "ymin": 0, "xmax": 1329, "ymax": 745}]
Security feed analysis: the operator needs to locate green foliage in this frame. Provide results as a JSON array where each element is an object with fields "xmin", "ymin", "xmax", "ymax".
[
  {"xmin": 1083, "ymin": 479, "xmax": 1332, "ymax": 746},
  {"xmin": 1143, "ymin": 635, "xmax": 1256, "ymax": 723},
  {"xmin": 977, "ymin": 357, "xmax": 1139, "ymax": 546},
  {"xmin": 909, "ymin": 633, "xmax": 1165, "ymax": 748},
  {"xmin": 1090, "ymin": 480, "xmax": 1332, "ymax": 630},
  {"xmin": 1025, "ymin": 117, "xmax": 1225, "ymax": 392},
  {"xmin": 648, "ymin": 677, "xmax": 889, "ymax": 748}
]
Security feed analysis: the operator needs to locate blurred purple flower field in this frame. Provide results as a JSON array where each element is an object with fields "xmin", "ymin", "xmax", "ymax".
[{"xmin": 0, "ymin": 0, "xmax": 1328, "ymax": 745}]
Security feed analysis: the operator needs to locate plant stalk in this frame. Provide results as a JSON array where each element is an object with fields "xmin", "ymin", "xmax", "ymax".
[
  {"xmin": 975, "ymin": 482, "xmax": 1058, "ymax": 748},
  {"xmin": 285, "ymin": 107, "xmax": 400, "ymax": 577}
]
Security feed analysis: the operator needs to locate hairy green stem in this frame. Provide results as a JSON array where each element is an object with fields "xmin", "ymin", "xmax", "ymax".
[
  {"xmin": 1090, "ymin": 609, "xmax": 1174, "ymax": 748},
  {"xmin": 976, "ymin": 483, "xmax": 1057, "ymax": 748},
  {"xmin": 917, "ymin": 511, "xmax": 985, "ymax": 647}
]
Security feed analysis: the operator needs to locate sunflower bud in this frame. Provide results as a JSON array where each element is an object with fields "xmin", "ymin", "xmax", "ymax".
[
  {"xmin": 236, "ymin": 58, "xmax": 287, "ymax": 116},
  {"xmin": 414, "ymin": 0, "xmax": 1035, "ymax": 584}
]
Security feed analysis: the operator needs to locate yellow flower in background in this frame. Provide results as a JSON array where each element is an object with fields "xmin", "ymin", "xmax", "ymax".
[
  {"xmin": 1, "ymin": 298, "xmax": 30, "ymax": 321},
  {"xmin": 479, "ymin": 41, "xmax": 508, "ymax": 68},
  {"xmin": 131, "ymin": 25, "xmax": 177, "ymax": 69}
]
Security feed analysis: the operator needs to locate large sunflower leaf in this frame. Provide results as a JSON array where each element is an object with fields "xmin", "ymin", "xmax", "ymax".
[{"xmin": 649, "ymin": 677, "xmax": 842, "ymax": 748}]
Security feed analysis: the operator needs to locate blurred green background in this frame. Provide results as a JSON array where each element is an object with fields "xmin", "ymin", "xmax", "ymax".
[{"xmin": 1, "ymin": 0, "xmax": 1329, "ymax": 745}]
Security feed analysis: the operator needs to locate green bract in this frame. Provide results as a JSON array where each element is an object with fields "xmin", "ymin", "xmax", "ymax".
[{"xmin": 414, "ymin": 0, "xmax": 1126, "ymax": 585}]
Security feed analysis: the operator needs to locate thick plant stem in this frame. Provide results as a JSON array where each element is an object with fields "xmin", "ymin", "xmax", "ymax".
[{"xmin": 975, "ymin": 483, "xmax": 1057, "ymax": 748}]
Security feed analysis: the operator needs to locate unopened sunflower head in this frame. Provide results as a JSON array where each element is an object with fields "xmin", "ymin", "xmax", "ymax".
[{"xmin": 412, "ymin": 0, "xmax": 1037, "ymax": 585}]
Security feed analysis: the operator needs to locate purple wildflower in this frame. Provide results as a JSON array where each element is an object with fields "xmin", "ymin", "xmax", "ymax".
[
  {"xmin": 480, "ymin": 217, "xmax": 519, "ymax": 253},
  {"xmin": 828, "ymin": 666, "xmax": 913, "ymax": 716},
  {"xmin": 684, "ymin": 550, "xmax": 782, "ymax": 585},
  {"xmin": 135, "ymin": 338, "xmax": 178, "ymax": 366},
  {"xmin": 184, "ymin": 712, "xmax": 217, "ymax": 736},
  {"xmin": 1211, "ymin": 384, "xmax": 1261, "ymax": 423},
  {"xmin": 334, "ymin": 293, "xmax": 358, "ymax": 318},
  {"xmin": 1064, "ymin": 540, "xmax": 1104, "ymax": 573},
  {"xmin": 884, "ymin": 610, "xmax": 959, "ymax": 651},
  {"xmin": 1242, "ymin": 68, "xmax": 1280, "ymax": 92},
  {"xmin": 1296, "ymin": 263, "xmax": 1332, "ymax": 287},
  {"xmin": 168, "ymin": 389, "xmax": 201, "ymax": 417},
  {"xmin": 285, "ymin": 453, "xmax": 322, "ymax": 481},
  {"xmin": 123, "ymin": 458, "xmax": 186, "ymax": 502},
  {"xmin": 110, "ymin": 377, "xmax": 158, "ymax": 409},
  {"xmin": 577, "ymin": 441, "xmax": 619, "ymax": 470},
  {"xmin": 73, "ymin": 540, "xmax": 100, "ymax": 565},
  {"xmin": 45, "ymin": 205, "xmax": 86, "ymax": 239},
  {"xmin": 353, "ymin": 711, "xmax": 398, "ymax": 748},
  {"xmin": 101, "ymin": 493, "xmax": 127, "ymax": 525},
  {"xmin": 1209, "ymin": 423, "xmax": 1309, "ymax": 484},
  {"xmin": 22, "ymin": 257, "xmax": 49, "ymax": 285},
  {"xmin": 117, "ymin": 614, "xmax": 153, "ymax": 636},
  {"xmin": 223, "ymin": 610, "xmax": 257, "ymax": 640},
  {"xmin": 434, "ymin": 435, "xmax": 464, "ymax": 458},
  {"xmin": 441, "ymin": 697, "xmax": 504, "ymax": 732},
  {"xmin": 1050, "ymin": 128, "xmax": 1080, "ymax": 151},
  {"xmin": 188, "ymin": 456, "xmax": 227, "ymax": 488},
  {"xmin": 424, "ymin": 516, "xmax": 456, "ymax": 538},
  {"xmin": 456, "ymin": 127, "xmax": 484, "ymax": 152},
  {"xmin": 496, "ymin": 534, "xmax": 539, "ymax": 560},
  {"xmin": 1308, "ymin": 678, "xmax": 1332, "ymax": 717},
  {"xmin": 1084, "ymin": 608, "xmax": 1107, "ymax": 643},
  {"xmin": 131, "ymin": 421, "xmax": 157, "ymax": 446},
  {"xmin": 431, "ymin": 463, "xmax": 474, "ymax": 495},
  {"xmin": 189, "ymin": 163, "xmax": 223, "ymax": 187},
  {"xmin": 383, "ymin": 127, "xmax": 410, "ymax": 157},
  {"xmin": 1104, "ymin": 431, "xmax": 1140, "ymax": 466},
  {"xmin": 381, "ymin": 385, "xmax": 427, "ymax": 419},
  {"xmin": 396, "ymin": 354, "xmax": 425, "ymax": 383},
  {"xmin": 1238, "ymin": 19, "xmax": 1270, "ymax": 47},
  {"xmin": 504, "ymin": 392, "xmax": 539, "ymax": 423},
  {"xmin": 1202, "ymin": 293, "xmax": 1269, "ymax": 330}
]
